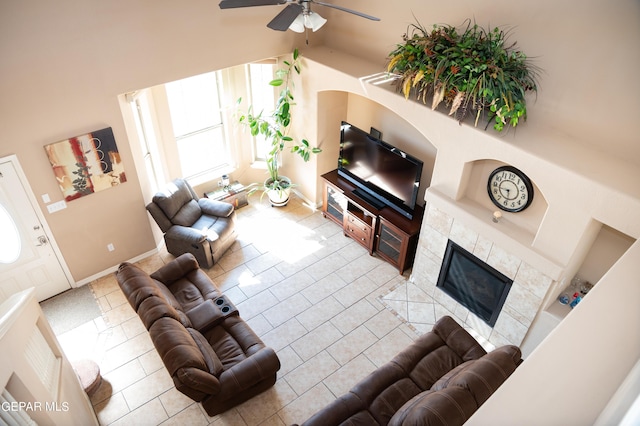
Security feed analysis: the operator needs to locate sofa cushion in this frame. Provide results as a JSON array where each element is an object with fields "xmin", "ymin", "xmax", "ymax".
[
  {"xmin": 191, "ymin": 215, "xmax": 216, "ymax": 234},
  {"xmin": 172, "ymin": 199, "xmax": 202, "ymax": 227},
  {"xmin": 187, "ymin": 327, "xmax": 224, "ymax": 377},
  {"xmin": 408, "ymin": 345, "xmax": 472, "ymax": 391},
  {"xmin": 388, "ymin": 387, "xmax": 478, "ymax": 426},
  {"xmin": 150, "ymin": 317, "xmax": 210, "ymax": 375},
  {"xmin": 204, "ymin": 316, "xmax": 265, "ymax": 370},
  {"xmin": 137, "ymin": 295, "xmax": 183, "ymax": 330},
  {"xmin": 116, "ymin": 262, "xmax": 164, "ymax": 311},
  {"xmin": 151, "ymin": 254, "xmax": 220, "ymax": 311},
  {"xmin": 153, "ymin": 179, "xmax": 195, "ymax": 220}
]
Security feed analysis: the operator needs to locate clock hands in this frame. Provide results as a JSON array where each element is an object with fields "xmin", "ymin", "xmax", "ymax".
[{"xmin": 498, "ymin": 182, "xmax": 515, "ymax": 199}]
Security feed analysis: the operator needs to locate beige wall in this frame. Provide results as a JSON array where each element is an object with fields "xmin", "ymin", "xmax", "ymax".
[
  {"xmin": 295, "ymin": 40, "xmax": 639, "ymax": 424},
  {"xmin": 0, "ymin": 0, "xmax": 306, "ymax": 280},
  {"xmin": 1, "ymin": 0, "xmax": 639, "ymax": 421},
  {"xmin": 318, "ymin": 0, "xmax": 640, "ymax": 167},
  {"xmin": 468, "ymin": 241, "xmax": 640, "ymax": 424},
  {"xmin": 2, "ymin": 0, "xmax": 637, "ymax": 280}
]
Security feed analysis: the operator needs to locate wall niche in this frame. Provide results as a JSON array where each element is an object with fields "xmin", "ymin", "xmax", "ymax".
[
  {"xmin": 575, "ymin": 223, "xmax": 636, "ymax": 287},
  {"xmin": 460, "ymin": 159, "xmax": 548, "ymax": 239}
]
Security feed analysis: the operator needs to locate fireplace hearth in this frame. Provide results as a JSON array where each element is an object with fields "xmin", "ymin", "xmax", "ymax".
[{"xmin": 436, "ymin": 240, "xmax": 513, "ymax": 327}]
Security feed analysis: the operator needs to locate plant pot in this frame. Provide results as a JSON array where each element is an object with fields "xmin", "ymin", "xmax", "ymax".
[{"xmin": 264, "ymin": 176, "xmax": 292, "ymax": 207}]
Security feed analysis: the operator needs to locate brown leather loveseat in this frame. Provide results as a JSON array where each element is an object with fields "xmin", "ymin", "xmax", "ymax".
[
  {"xmin": 115, "ymin": 253, "xmax": 280, "ymax": 416},
  {"xmin": 300, "ymin": 316, "xmax": 521, "ymax": 426}
]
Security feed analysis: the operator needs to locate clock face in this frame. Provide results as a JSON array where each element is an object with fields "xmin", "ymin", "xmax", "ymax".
[{"xmin": 487, "ymin": 166, "xmax": 534, "ymax": 212}]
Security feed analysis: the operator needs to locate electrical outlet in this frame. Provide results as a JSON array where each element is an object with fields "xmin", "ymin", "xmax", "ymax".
[{"xmin": 107, "ymin": 243, "xmax": 115, "ymax": 252}]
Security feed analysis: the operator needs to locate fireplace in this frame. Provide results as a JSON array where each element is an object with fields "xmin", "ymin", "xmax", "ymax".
[{"xmin": 436, "ymin": 240, "xmax": 513, "ymax": 327}]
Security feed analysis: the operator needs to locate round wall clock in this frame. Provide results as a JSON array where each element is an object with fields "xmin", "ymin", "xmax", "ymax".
[{"xmin": 487, "ymin": 165, "xmax": 534, "ymax": 212}]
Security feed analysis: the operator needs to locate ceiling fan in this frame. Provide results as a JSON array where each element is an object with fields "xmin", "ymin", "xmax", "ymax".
[{"xmin": 219, "ymin": 0, "xmax": 380, "ymax": 33}]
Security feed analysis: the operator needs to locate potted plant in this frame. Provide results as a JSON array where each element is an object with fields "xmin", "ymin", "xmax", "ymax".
[
  {"xmin": 387, "ymin": 19, "xmax": 540, "ymax": 131},
  {"xmin": 238, "ymin": 49, "xmax": 321, "ymax": 206}
]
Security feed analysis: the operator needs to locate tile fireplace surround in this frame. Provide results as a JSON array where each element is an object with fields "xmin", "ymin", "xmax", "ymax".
[{"xmin": 407, "ymin": 190, "xmax": 560, "ymax": 351}]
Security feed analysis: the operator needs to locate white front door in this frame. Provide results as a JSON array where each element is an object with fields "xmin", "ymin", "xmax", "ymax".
[{"xmin": 0, "ymin": 156, "xmax": 71, "ymax": 303}]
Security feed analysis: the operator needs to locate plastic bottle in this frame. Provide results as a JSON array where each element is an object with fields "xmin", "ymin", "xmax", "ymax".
[{"xmin": 570, "ymin": 292, "xmax": 582, "ymax": 308}]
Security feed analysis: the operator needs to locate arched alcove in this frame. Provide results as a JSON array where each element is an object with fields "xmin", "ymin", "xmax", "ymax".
[
  {"xmin": 315, "ymin": 90, "xmax": 437, "ymax": 206},
  {"xmin": 459, "ymin": 159, "xmax": 548, "ymax": 238}
]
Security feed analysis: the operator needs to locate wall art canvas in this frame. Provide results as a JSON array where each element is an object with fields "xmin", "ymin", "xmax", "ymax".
[{"xmin": 44, "ymin": 127, "xmax": 127, "ymax": 201}]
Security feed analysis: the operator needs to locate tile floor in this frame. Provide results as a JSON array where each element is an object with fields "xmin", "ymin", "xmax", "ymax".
[{"xmin": 54, "ymin": 194, "xmax": 427, "ymax": 426}]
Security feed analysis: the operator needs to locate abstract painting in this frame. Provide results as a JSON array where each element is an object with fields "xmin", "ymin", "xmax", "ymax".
[{"xmin": 44, "ymin": 127, "xmax": 127, "ymax": 201}]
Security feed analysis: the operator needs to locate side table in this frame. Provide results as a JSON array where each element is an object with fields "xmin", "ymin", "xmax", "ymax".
[{"xmin": 205, "ymin": 181, "xmax": 248, "ymax": 209}]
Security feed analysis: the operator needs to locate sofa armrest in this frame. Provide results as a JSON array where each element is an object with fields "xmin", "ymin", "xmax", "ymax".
[
  {"xmin": 186, "ymin": 297, "xmax": 238, "ymax": 332},
  {"xmin": 218, "ymin": 347, "xmax": 280, "ymax": 394},
  {"xmin": 151, "ymin": 252, "xmax": 201, "ymax": 285},
  {"xmin": 199, "ymin": 198, "xmax": 234, "ymax": 218},
  {"xmin": 302, "ymin": 392, "xmax": 369, "ymax": 426},
  {"xmin": 165, "ymin": 225, "xmax": 208, "ymax": 244},
  {"xmin": 388, "ymin": 387, "xmax": 477, "ymax": 426},
  {"xmin": 432, "ymin": 316, "xmax": 487, "ymax": 362},
  {"xmin": 174, "ymin": 366, "xmax": 221, "ymax": 396}
]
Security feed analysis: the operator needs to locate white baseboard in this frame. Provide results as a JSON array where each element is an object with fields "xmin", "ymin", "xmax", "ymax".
[
  {"xmin": 292, "ymin": 188, "xmax": 322, "ymax": 210},
  {"xmin": 73, "ymin": 247, "xmax": 161, "ymax": 287}
]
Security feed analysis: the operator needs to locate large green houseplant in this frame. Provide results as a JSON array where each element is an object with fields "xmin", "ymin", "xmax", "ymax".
[
  {"xmin": 387, "ymin": 20, "xmax": 540, "ymax": 131},
  {"xmin": 238, "ymin": 49, "xmax": 321, "ymax": 206}
]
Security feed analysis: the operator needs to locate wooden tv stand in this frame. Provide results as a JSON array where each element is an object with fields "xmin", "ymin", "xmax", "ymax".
[{"xmin": 321, "ymin": 170, "xmax": 424, "ymax": 274}]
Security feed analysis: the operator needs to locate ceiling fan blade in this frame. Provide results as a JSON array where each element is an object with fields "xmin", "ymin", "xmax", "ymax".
[
  {"xmin": 312, "ymin": 1, "xmax": 380, "ymax": 21},
  {"xmin": 267, "ymin": 3, "xmax": 303, "ymax": 31},
  {"xmin": 219, "ymin": 0, "xmax": 286, "ymax": 9}
]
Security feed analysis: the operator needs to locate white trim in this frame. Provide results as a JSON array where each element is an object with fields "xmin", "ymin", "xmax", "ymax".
[
  {"xmin": 74, "ymin": 248, "xmax": 160, "ymax": 286},
  {"xmin": 292, "ymin": 188, "xmax": 321, "ymax": 210},
  {"xmin": 0, "ymin": 155, "xmax": 75, "ymax": 287}
]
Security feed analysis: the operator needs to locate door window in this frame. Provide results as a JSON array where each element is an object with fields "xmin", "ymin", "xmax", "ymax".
[{"xmin": 0, "ymin": 203, "xmax": 21, "ymax": 263}]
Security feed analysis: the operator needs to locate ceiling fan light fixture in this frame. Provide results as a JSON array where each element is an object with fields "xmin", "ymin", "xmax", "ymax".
[
  {"xmin": 305, "ymin": 11, "xmax": 326, "ymax": 31},
  {"xmin": 288, "ymin": 14, "xmax": 305, "ymax": 32}
]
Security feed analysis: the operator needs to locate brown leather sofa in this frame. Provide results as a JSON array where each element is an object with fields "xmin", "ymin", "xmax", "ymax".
[
  {"xmin": 115, "ymin": 253, "xmax": 280, "ymax": 416},
  {"xmin": 300, "ymin": 316, "xmax": 521, "ymax": 426}
]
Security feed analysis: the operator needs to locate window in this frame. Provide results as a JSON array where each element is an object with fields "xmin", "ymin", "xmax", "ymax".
[
  {"xmin": 0, "ymin": 202, "xmax": 20, "ymax": 264},
  {"xmin": 165, "ymin": 71, "xmax": 230, "ymax": 180},
  {"xmin": 246, "ymin": 62, "xmax": 277, "ymax": 162},
  {"xmin": 126, "ymin": 62, "xmax": 280, "ymax": 192},
  {"xmin": 128, "ymin": 90, "xmax": 166, "ymax": 194}
]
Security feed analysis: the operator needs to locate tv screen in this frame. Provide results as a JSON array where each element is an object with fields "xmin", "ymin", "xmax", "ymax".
[{"xmin": 338, "ymin": 121, "xmax": 423, "ymax": 219}]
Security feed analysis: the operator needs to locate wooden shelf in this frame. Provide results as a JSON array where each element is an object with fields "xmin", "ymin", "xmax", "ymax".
[{"xmin": 321, "ymin": 170, "xmax": 424, "ymax": 274}]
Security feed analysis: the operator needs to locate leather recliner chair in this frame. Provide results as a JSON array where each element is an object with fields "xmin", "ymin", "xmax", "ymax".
[{"xmin": 146, "ymin": 178, "xmax": 237, "ymax": 268}]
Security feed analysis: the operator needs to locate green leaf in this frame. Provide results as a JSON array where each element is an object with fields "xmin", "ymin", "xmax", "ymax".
[{"xmin": 269, "ymin": 79, "xmax": 283, "ymax": 86}]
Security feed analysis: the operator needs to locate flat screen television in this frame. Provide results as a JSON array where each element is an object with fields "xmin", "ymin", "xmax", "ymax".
[{"xmin": 338, "ymin": 121, "xmax": 423, "ymax": 219}]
